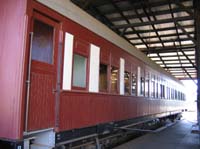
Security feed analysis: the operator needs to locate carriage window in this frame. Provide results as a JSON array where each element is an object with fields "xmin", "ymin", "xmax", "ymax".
[
  {"xmin": 178, "ymin": 91, "xmax": 181, "ymax": 100},
  {"xmin": 180, "ymin": 92, "xmax": 182, "ymax": 100},
  {"xmin": 155, "ymin": 81, "xmax": 158, "ymax": 98},
  {"xmin": 145, "ymin": 74, "xmax": 149, "ymax": 97},
  {"xmin": 132, "ymin": 73, "xmax": 137, "ymax": 96},
  {"xmin": 175, "ymin": 90, "xmax": 177, "ymax": 99},
  {"xmin": 161, "ymin": 84, "xmax": 165, "ymax": 98},
  {"xmin": 151, "ymin": 76, "xmax": 156, "ymax": 98},
  {"xmin": 32, "ymin": 20, "xmax": 54, "ymax": 64},
  {"xmin": 171, "ymin": 89, "xmax": 174, "ymax": 99},
  {"xmin": 72, "ymin": 54, "xmax": 87, "ymax": 88},
  {"xmin": 140, "ymin": 77, "xmax": 145, "ymax": 96},
  {"xmin": 124, "ymin": 71, "xmax": 131, "ymax": 95},
  {"xmin": 167, "ymin": 87, "xmax": 171, "ymax": 99},
  {"xmin": 99, "ymin": 64, "xmax": 108, "ymax": 91},
  {"xmin": 183, "ymin": 93, "xmax": 186, "ymax": 100},
  {"xmin": 111, "ymin": 67, "xmax": 118, "ymax": 93}
]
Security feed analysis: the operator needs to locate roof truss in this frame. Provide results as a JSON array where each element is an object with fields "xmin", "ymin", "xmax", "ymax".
[{"xmin": 71, "ymin": 0, "xmax": 196, "ymax": 80}]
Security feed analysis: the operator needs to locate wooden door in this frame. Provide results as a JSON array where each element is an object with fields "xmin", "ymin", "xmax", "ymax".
[{"xmin": 27, "ymin": 12, "xmax": 59, "ymax": 131}]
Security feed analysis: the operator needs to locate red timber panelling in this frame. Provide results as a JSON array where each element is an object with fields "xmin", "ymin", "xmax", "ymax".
[
  {"xmin": 28, "ymin": 72, "xmax": 55, "ymax": 131},
  {"xmin": 59, "ymin": 92, "xmax": 184, "ymax": 131},
  {"xmin": 60, "ymin": 92, "xmax": 141, "ymax": 131},
  {"xmin": 74, "ymin": 37, "xmax": 89, "ymax": 56},
  {"xmin": 111, "ymin": 52, "xmax": 120, "ymax": 67},
  {"xmin": 0, "ymin": 0, "xmax": 27, "ymax": 139},
  {"xmin": 100, "ymin": 48, "xmax": 110, "ymax": 65}
]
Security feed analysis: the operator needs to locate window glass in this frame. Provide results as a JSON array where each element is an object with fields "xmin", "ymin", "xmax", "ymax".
[
  {"xmin": 32, "ymin": 19, "xmax": 54, "ymax": 64},
  {"xmin": 145, "ymin": 74, "xmax": 149, "ymax": 97},
  {"xmin": 151, "ymin": 76, "xmax": 156, "ymax": 97},
  {"xmin": 111, "ymin": 67, "xmax": 118, "ymax": 93},
  {"xmin": 140, "ymin": 77, "xmax": 145, "ymax": 96},
  {"xmin": 175, "ymin": 90, "xmax": 177, "ymax": 99},
  {"xmin": 132, "ymin": 73, "xmax": 137, "ymax": 95},
  {"xmin": 178, "ymin": 91, "xmax": 180, "ymax": 100},
  {"xmin": 155, "ymin": 79, "xmax": 159, "ymax": 98},
  {"xmin": 124, "ymin": 71, "xmax": 131, "ymax": 95},
  {"xmin": 72, "ymin": 54, "xmax": 87, "ymax": 88},
  {"xmin": 161, "ymin": 84, "xmax": 165, "ymax": 98},
  {"xmin": 99, "ymin": 64, "xmax": 108, "ymax": 91},
  {"xmin": 167, "ymin": 87, "xmax": 170, "ymax": 99},
  {"xmin": 183, "ymin": 94, "xmax": 186, "ymax": 100},
  {"xmin": 171, "ymin": 89, "xmax": 174, "ymax": 99}
]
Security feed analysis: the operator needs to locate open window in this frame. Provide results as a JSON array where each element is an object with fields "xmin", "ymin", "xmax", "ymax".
[
  {"xmin": 131, "ymin": 72, "xmax": 137, "ymax": 96},
  {"xmin": 161, "ymin": 84, "xmax": 165, "ymax": 99},
  {"xmin": 145, "ymin": 73, "xmax": 149, "ymax": 97},
  {"xmin": 111, "ymin": 66, "xmax": 118, "ymax": 93},
  {"xmin": 124, "ymin": 71, "xmax": 131, "ymax": 95},
  {"xmin": 140, "ymin": 77, "xmax": 145, "ymax": 96},
  {"xmin": 99, "ymin": 64, "xmax": 108, "ymax": 92},
  {"xmin": 167, "ymin": 86, "xmax": 170, "ymax": 99},
  {"xmin": 151, "ymin": 75, "xmax": 156, "ymax": 98}
]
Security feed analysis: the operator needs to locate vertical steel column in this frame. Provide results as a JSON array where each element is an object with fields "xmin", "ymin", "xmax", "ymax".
[{"xmin": 194, "ymin": 0, "xmax": 200, "ymax": 134}]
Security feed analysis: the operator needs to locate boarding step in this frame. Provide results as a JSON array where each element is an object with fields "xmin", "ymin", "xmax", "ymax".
[
  {"xmin": 24, "ymin": 128, "xmax": 55, "ymax": 149},
  {"xmin": 31, "ymin": 143, "xmax": 52, "ymax": 149}
]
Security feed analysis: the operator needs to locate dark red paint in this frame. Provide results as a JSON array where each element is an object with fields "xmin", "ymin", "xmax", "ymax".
[{"xmin": 0, "ymin": 1, "xmax": 185, "ymax": 142}]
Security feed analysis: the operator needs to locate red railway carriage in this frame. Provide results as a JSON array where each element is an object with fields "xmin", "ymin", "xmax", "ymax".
[{"xmin": 0, "ymin": 0, "xmax": 186, "ymax": 148}]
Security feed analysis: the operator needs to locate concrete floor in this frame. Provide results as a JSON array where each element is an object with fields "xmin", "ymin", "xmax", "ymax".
[{"xmin": 114, "ymin": 113, "xmax": 199, "ymax": 149}]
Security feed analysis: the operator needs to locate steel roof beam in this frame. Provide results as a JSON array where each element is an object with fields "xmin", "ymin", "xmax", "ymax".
[
  {"xmin": 149, "ymin": 54, "xmax": 195, "ymax": 58},
  {"xmin": 163, "ymin": 66, "xmax": 194, "ymax": 69},
  {"xmin": 174, "ymin": 1, "xmax": 194, "ymax": 16},
  {"xmin": 153, "ymin": 57, "xmax": 195, "ymax": 61},
  {"xmin": 177, "ymin": 77, "xmax": 197, "ymax": 80},
  {"xmin": 98, "ymin": 0, "xmax": 190, "ymax": 15},
  {"xmin": 133, "ymin": 37, "xmax": 193, "ymax": 46},
  {"xmin": 107, "ymin": 0, "xmax": 149, "ymax": 48},
  {"xmin": 140, "ymin": 0, "xmax": 167, "ymax": 67},
  {"xmin": 153, "ymin": 60, "xmax": 195, "ymax": 64},
  {"xmin": 128, "ymin": 31, "xmax": 194, "ymax": 40},
  {"xmin": 124, "ymin": 24, "xmax": 194, "ymax": 34},
  {"xmin": 169, "ymin": 1, "xmax": 196, "ymax": 72},
  {"xmin": 86, "ymin": 4, "xmax": 121, "ymax": 34},
  {"xmin": 111, "ymin": 16, "xmax": 194, "ymax": 29},
  {"xmin": 109, "ymin": 6, "xmax": 193, "ymax": 22},
  {"xmin": 142, "ymin": 45, "xmax": 195, "ymax": 53},
  {"xmin": 171, "ymin": 71, "xmax": 196, "ymax": 73},
  {"xmin": 176, "ymin": 22, "xmax": 196, "ymax": 44}
]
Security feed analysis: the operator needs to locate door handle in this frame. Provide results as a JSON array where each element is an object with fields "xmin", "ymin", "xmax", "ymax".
[{"xmin": 53, "ymin": 89, "xmax": 58, "ymax": 93}]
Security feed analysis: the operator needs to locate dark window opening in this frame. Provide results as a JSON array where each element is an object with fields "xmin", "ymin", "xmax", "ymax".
[
  {"xmin": 161, "ymin": 84, "xmax": 165, "ymax": 98},
  {"xmin": 132, "ymin": 73, "xmax": 137, "ymax": 96},
  {"xmin": 151, "ymin": 76, "xmax": 156, "ymax": 98},
  {"xmin": 111, "ymin": 66, "xmax": 118, "ymax": 93},
  {"xmin": 145, "ymin": 74, "xmax": 149, "ymax": 97},
  {"xmin": 99, "ymin": 64, "xmax": 108, "ymax": 92},
  {"xmin": 124, "ymin": 71, "xmax": 131, "ymax": 95},
  {"xmin": 140, "ymin": 77, "xmax": 145, "ymax": 96}
]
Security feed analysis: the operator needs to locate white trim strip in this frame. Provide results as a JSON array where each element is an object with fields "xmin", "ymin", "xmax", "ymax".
[
  {"xmin": 89, "ymin": 44, "xmax": 100, "ymax": 92},
  {"xmin": 62, "ymin": 32, "xmax": 74, "ymax": 90},
  {"xmin": 120, "ymin": 58, "xmax": 125, "ymax": 95}
]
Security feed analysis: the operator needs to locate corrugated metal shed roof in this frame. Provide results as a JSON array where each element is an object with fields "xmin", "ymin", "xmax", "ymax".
[{"xmin": 71, "ymin": 0, "xmax": 196, "ymax": 81}]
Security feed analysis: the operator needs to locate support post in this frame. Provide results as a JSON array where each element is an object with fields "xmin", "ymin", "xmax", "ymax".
[{"xmin": 194, "ymin": 0, "xmax": 200, "ymax": 137}]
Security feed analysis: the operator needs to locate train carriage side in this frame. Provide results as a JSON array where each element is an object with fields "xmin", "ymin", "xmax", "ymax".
[{"xmin": 0, "ymin": 0, "xmax": 186, "ymax": 148}]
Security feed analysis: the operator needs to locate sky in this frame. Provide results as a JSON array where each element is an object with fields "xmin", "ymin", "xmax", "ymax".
[{"xmin": 181, "ymin": 80, "xmax": 197, "ymax": 112}]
